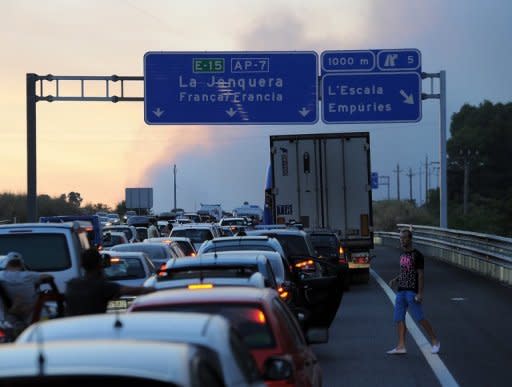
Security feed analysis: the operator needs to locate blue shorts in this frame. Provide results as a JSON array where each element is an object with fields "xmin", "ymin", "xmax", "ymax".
[{"xmin": 394, "ymin": 290, "xmax": 425, "ymax": 322}]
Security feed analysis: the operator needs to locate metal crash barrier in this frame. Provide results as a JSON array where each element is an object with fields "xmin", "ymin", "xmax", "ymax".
[{"xmin": 374, "ymin": 224, "xmax": 512, "ymax": 285}]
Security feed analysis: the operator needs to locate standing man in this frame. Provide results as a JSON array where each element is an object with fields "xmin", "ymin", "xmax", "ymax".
[
  {"xmin": 387, "ymin": 229, "xmax": 440, "ymax": 355},
  {"xmin": 0, "ymin": 252, "xmax": 54, "ymax": 330},
  {"xmin": 66, "ymin": 248, "xmax": 154, "ymax": 316},
  {"xmin": 147, "ymin": 218, "xmax": 159, "ymax": 238}
]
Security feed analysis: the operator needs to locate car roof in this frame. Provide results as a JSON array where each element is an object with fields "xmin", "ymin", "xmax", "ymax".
[
  {"xmin": 17, "ymin": 312, "xmax": 228, "ymax": 344},
  {"xmin": 0, "ymin": 340, "xmax": 197, "ymax": 383},
  {"xmin": 249, "ymin": 229, "xmax": 307, "ymax": 236},
  {"xmin": 132, "ymin": 286, "xmax": 276, "ymax": 307},
  {"xmin": 205, "ymin": 236, "xmax": 271, "ymax": 243},
  {"xmin": 168, "ymin": 254, "xmax": 268, "ymax": 268}
]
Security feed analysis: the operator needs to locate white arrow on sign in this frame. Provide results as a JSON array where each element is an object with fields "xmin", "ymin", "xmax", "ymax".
[
  {"xmin": 400, "ymin": 90, "xmax": 414, "ymax": 105},
  {"xmin": 226, "ymin": 108, "xmax": 236, "ymax": 117},
  {"xmin": 153, "ymin": 107, "xmax": 165, "ymax": 117},
  {"xmin": 298, "ymin": 107, "xmax": 310, "ymax": 117}
]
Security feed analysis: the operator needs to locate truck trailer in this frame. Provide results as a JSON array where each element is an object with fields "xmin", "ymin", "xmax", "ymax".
[{"xmin": 266, "ymin": 132, "xmax": 374, "ymax": 282}]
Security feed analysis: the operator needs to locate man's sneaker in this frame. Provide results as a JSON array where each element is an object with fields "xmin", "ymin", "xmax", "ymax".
[
  {"xmin": 431, "ymin": 341, "xmax": 441, "ymax": 354},
  {"xmin": 386, "ymin": 347, "xmax": 407, "ymax": 355}
]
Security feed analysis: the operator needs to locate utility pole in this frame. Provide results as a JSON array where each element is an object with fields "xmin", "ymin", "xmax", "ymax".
[
  {"xmin": 406, "ymin": 168, "xmax": 414, "ymax": 202},
  {"xmin": 460, "ymin": 149, "xmax": 479, "ymax": 215},
  {"xmin": 418, "ymin": 165, "xmax": 423, "ymax": 205},
  {"xmin": 394, "ymin": 163, "xmax": 402, "ymax": 201},
  {"xmin": 173, "ymin": 164, "xmax": 177, "ymax": 211},
  {"xmin": 425, "ymin": 155, "xmax": 429, "ymax": 204}
]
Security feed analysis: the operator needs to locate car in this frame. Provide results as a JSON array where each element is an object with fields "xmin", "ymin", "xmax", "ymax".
[
  {"xmin": 200, "ymin": 250, "xmax": 295, "ymax": 303},
  {"xmin": 108, "ymin": 242, "xmax": 179, "ymax": 268},
  {"xmin": 219, "ymin": 217, "xmax": 248, "ymax": 234},
  {"xmin": 102, "ymin": 251, "xmax": 157, "ymax": 286},
  {"xmin": 143, "ymin": 237, "xmax": 189, "ymax": 257},
  {"xmin": 17, "ymin": 312, "xmax": 267, "ymax": 387},
  {"xmin": 146, "ymin": 253, "xmax": 278, "ymax": 291},
  {"xmin": 129, "ymin": 287, "xmax": 325, "ymax": 387},
  {"xmin": 0, "ymin": 222, "xmax": 90, "ymax": 293},
  {"xmin": 0, "ymin": 339, "xmax": 228, "ymax": 386},
  {"xmin": 136, "ymin": 226, "xmax": 148, "ymax": 241},
  {"xmin": 107, "ymin": 213, "xmax": 121, "ymax": 225},
  {"xmin": 197, "ymin": 236, "xmax": 286, "ymax": 258},
  {"xmin": 101, "ymin": 231, "xmax": 129, "ymax": 249},
  {"xmin": 170, "ymin": 224, "xmax": 220, "ymax": 251},
  {"xmin": 247, "ymin": 228, "xmax": 346, "ymax": 329},
  {"xmin": 103, "ymin": 225, "xmax": 138, "ymax": 243}
]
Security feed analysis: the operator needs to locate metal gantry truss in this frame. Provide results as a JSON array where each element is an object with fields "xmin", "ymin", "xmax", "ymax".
[{"xmin": 26, "ymin": 74, "xmax": 143, "ymax": 221}]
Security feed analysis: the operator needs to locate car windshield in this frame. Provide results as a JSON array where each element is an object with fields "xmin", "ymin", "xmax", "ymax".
[
  {"xmin": 267, "ymin": 234, "xmax": 314, "ymax": 258},
  {"xmin": 111, "ymin": 244, "xmax": 169, "ymax": 260},
  {"xmin": 104, "ymin": 257, "xmax": 146, "ymax": 280},
  {"xmin": 137, "ymin": 303, "xmax": 276, "ymax": 349},
  {"xmin": 171, "ymin": 229, "xmax": 213, "ymax": 244}
]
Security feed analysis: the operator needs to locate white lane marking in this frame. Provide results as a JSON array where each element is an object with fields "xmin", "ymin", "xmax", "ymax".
[
  {"xmin": 371, "ymin": 269, "xmax": 460, "ymax": 387},
  {"xmin": 450, "ymin": 297, "xmax": 466, "ymax": 301}
]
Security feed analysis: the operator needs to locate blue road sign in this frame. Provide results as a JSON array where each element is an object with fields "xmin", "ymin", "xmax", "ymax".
[
  {"xmin": 321, "ymin": 72, "xmax": 422, "ymax": 124},
  {"xmin": 321, "ymin": 49, "xmax": 421, "ymax": 73},
  {"xmin": 371, "ymin": 172, "xmax": 379, "ymax": 189},
  {"xmin": 321, "ymin": 50, "xmax": 376, "ymax": 72},
  {"xmin": 144, "ymin": 51, "xmax": 318, "ymax": 125}
]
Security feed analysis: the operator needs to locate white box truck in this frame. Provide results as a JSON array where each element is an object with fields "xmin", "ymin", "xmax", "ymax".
[{"xmin": 267, "ymin": 132, "xmax": 374, "ymax": 282}]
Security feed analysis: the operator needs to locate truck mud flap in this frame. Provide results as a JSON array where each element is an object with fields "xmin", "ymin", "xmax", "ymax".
[{"xmin": 299, "ymin": 273, "xmax": 344, "ymax": 329}]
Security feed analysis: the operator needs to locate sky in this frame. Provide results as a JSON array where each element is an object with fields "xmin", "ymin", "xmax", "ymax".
[{"xmin": 1, "ymin": 0, "xmax": 511, "ymax": 215}]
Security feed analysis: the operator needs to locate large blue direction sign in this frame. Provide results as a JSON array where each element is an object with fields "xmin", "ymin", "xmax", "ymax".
[
  {"xmin": 144, "ymin": 51, "xmax": 318, "ymax": 125},
  {"xmin": 320, "ymin": 49, "xmax": 422, "ymax": 124},
  {"xmin": 371, "ymin": 172, "xmax": 379, "ymax": 189},
  {"xmin": 322, "ymin": 72, "xmax": 422, "ymax": 123}
]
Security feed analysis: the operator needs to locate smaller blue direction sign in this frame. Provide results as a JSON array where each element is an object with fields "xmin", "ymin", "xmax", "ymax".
[
  {"xmin": 144, "ymin": 51, "xmax": 318, "ymax": 125},
  {"xmin": 377, "ymin": 49, "xmax": 421, "ymax": 71},
  {"xmin": 321, "ymin": 50, "xmax": 375, "ymax": 72},
  {"xmin": 371, "ymin": 172, "xmax": 379, "ymax": 189},
  {"xmin": 322, "ymin": 72, "xmax": 421, "ymax": 124}
]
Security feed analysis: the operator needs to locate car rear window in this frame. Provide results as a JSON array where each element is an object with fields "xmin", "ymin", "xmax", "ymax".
[
  {"xmin": 171, "ymin": 229, "xmax": 213, "ymax": 244},
  {"xmin": 203, "ymin": 244, "xmax": 274, "ymax": 253},
  {"xmin": 174, "ymin": 241, "xmax": 195, "ymax": 256},
  {"xmin": 105, "ymin": 257, "xmax": 146, "ymax": 280},
  {"xmin": 0, "ymin": 233, "xmax": 71, "ymax": 271},
  {"xmin": 137, "ymin": 303, "xmax": 276, "ymax": 349}
]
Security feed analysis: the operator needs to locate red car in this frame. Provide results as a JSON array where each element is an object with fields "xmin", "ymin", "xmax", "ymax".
[{"xmin": 129, "ymin": 287, "xmax": 325, "ymax": 387}]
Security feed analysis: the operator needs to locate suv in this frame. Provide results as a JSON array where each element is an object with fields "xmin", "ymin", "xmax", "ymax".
[{"xmin": 0, "ymin": 222, "xmax": 90, "ymax": 292}]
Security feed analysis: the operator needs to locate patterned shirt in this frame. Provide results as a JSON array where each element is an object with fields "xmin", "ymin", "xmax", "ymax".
[{"xmin": 397, "ymin": 249, "xmax": 424, "ymax": 293}]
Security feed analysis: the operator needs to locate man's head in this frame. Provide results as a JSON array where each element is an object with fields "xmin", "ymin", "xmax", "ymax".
[
  {"xmin": 399, "ymin": 229, "xmax": 413, "ymax": 251},
  {"xmin": 81, "ymin": 248, "xmax": 103, "ymax": 272}
]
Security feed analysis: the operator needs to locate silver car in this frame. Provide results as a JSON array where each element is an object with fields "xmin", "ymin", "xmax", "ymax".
[{"xmin": 17, "ymin": 312, "xmax": 265, "ymax": 387}]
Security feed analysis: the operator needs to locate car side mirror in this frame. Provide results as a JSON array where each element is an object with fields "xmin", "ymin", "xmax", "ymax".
[
  {"xmin": 262, "ymin": 357, "xmax": 293, "ymax": 381},
  {"xmin": 305, "ymin": 327, "xmax": 329, "ymax": 344}
]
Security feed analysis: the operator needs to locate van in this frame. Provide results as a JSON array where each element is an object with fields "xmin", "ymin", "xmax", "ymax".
[{"xmin": 0, "ymin": 222, "xmax": 90, "ymax": 292}]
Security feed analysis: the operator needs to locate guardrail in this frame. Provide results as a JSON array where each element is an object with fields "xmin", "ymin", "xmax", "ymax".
[{"xmin": 374, "ymin": 224, "xmax": 512, "ymax": 285}]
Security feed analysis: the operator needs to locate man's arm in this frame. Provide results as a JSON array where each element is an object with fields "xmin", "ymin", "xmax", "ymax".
[
  {"xmin": 416, "ymin": 269, "xmax": 424, "ymax": 302},
  {"xmin": 119, "ymin": 285, "xmax": 156, "ymax": 296}
]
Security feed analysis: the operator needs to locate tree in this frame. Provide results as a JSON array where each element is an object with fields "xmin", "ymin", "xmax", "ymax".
[{"xmin": 67, "ymin": 192, "xmax": 83, "ymax": 207}]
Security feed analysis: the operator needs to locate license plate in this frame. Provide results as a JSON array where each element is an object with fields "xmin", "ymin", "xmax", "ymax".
[{"xmin": 108, "ymin": 299, "xmax": 128, "ymax": 309}]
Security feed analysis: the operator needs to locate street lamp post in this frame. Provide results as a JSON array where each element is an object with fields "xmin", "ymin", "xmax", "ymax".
[{"xmin": 460, "ymin": 149, "xmax": 479, "ymax": 216}]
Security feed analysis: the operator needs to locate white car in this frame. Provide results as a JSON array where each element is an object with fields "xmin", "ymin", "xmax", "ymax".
[
  {"xmin": 0, "ymin": 339, "xmax": 228, "ymax": 386},
  {"xmin": 17, "ymin": 312, "xmax": 266, "ymax": 387},
  {"xmin": 170, "ymin": 224, "xmax": 221, "ymax": 251},
  {"xmin": 102, "ymin": 251, "xmax": 156, "ymax": 287}
]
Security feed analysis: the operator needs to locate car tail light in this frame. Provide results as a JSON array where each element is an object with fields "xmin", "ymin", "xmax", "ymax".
[
  {"xmin": 158, "ymin": 263, "xmax": 167, "ymax": 277},
  {"xmin": 338, "ymin": 257, "xmax": 348, "ymax": 264},
  {"xmin": 188, "ymin": 283, "xmax": 213, "ymax": 290},
  {"xmin": 294, "ymin": 259, "xmax": 316, "ymax": 271},
  {"xmin": 278, "ymin": 286, "xmax": 290, "ymax": 301},
  {"xmin": 339, "ymin": 246, "xmax": 345, "ymax": 255}
]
